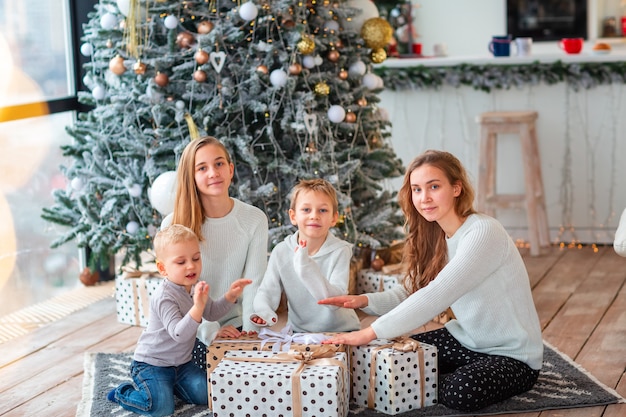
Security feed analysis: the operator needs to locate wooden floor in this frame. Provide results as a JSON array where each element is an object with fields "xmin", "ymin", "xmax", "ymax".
[{"xmin": 0, "ymin": 245, "xmax": 625, "ymax": 417}]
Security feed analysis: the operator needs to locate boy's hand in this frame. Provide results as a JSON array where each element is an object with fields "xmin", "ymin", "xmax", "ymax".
[
  {"xmin": 295, "ymin": 239, "xmax": 307, "ymax": 253},
  {"xmin": 224, "ymin": 278, "xmax": 252, "ymax": 303},
  {"xmin": 193, "ymin": 281, "xmax": 210, "ymax": 308}
]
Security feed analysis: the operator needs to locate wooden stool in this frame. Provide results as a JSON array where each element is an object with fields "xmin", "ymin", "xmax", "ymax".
[{"xmin": 476, "ymin": 111, "xmax": 550, "ymax": 256}]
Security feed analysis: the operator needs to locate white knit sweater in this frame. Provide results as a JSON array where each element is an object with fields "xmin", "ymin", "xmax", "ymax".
[{"xmin": 364, "ymin": 214, "xmax": 544, "ymax": 370}]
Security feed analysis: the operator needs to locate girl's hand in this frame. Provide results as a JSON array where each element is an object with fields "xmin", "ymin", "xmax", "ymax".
[
  {"xmin": 216, "ymin": 325, "xmax": 243, "ymax": 338},
  {"xmin": 321, "ymin": 327, "xmax": 377, "ymax": 346},
  {"xmin": 318, "ymin": 294, "xmax": 368, "ymax": 309},
  {"xmin": 225, "ymin": 278, "xmax": 252, "ymax": 303}
]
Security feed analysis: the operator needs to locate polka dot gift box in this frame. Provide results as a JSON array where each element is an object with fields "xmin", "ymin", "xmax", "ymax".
[
  {"xmin": 356, "ymin": 268, "xmax": 401, "ymax": 294},
  {"xmin": 114, "ymin": 266, "xmax": 163, "ymax": 327},
  {"xmin": 210, "ymin": 348, "xmax": 350, "ymax": 417},
  {"xmin": 351, "ymin": 338, "xmax": 438, "ymax": 415}
]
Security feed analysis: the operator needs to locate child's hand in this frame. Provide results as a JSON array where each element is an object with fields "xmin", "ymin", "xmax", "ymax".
[
  {"xmin": 294, "ymin": 239, "xmax": 307, "ymax": 253},
  {"xmin": 193, "ymin": 281, "xmax": 210, "ymax": 308},
  {"xmin": 224, "ymin": 278, "xmax": 252, "ymax": 303}
]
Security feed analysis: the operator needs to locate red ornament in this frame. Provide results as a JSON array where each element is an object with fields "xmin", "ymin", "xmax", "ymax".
[
  {"xmin": 154, "ymin": 72, "xmax": 169, "ymax": 87},
  {"xmin": 327, "ymin": 50, "xmax": 340, "ymax": 62},
  {"xmin": 288, "ymin": 63, "xmax": 302, "ymax": 75},
  {"xmin": 345, "ymin": 111, "xmax": 356, "ymax": 123},
  {"xmin": 371, "ymin": 256, "xmax": 385, "ymax": 271}
]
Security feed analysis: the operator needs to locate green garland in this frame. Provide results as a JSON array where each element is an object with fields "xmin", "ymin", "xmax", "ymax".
[{"xmin": 374, "ymin": 60, "xmax": 626, "ymax": 92}]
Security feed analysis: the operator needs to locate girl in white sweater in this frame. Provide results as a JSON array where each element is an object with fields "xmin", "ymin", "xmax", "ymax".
[{"xmin": 321, "ymin": 150, "xmax": 543, "ymax": 412}]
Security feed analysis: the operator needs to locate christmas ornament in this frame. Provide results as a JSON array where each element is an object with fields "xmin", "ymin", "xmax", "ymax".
[
  {"xmin": 327, "ymin": 49, "xmax": 340, "ymax": 62},
  {"xmin": 270, "ymin": 69, "xmax": 288, "ymax": 87},
  {"xmin": 175, "ymin": 100, "xmax": 186, "ymax": 110},
  {"xmin": 100, "ymin": 13, "xmax": 117, "ymax": 30},
  {"xmin": 363, "ymin": 72, "xmax": 381, "ymax": 90},
  {"xmin": 304, "ymin": 113, "xmax": 318, "ymax": 134},
  {"xmin": 256, "ymin": 64, "xmax": 269, "ymax": 74},
  {"xmin": 345, "ymin": 111, "xmax": 357, "ymax": 123},
  {"xmin": 106, "ymin": 39, "xmax": 114, "ymax": 48},
  {"xmin": 302, "ymin": 55, "xmax": 316, "ymax": 69},
  {"xmin": 149, "ymin": 171, "xmax": 177, "ymax": 215},
  {"xmin": 197, "ymin": 20, "xmax": 214, "ymax": 34},
  {"xmin": 116, "ymin": 0, "xmax": 130, "ymax": 16},
  {"xmin": 371, "ymin": 255, "xmax": 385, "ymax": 271},
  {"xmin": 314, "ymin": 81, "xmax": 330, "ymax": 96},
  {"xmin": 128, "ymin": 183, "xmax": 142, "ymax": 198},
  {"xmin": 133, "ymin": 60, "xmax": 147, "ymax": 74},
  {"xmin": 79, "ymin": 267, "xmax": 99, "ymax": 286},
  {"xmin": 210, "ymin": 51, "xmax": 226, "ymax": 73},
  {"xmin": 195, "ymin": 49, "xmax": 209, "ymax": 65},
  {"xmin": 335, "ymin": 39, "xmax": 344, "ymax": 49},
  {"xmin": 325, "ymin": 20, "xmax": 340, "ymax": 32},
  {"xmin": 154, "ymin": 72, "xmax": 169, "ymax": 87},
  {"xmin": 109, "ymin": 55, "xmax": 126, "ymax": 75},
  {"xmin": 327, "ymin": 105, "xmax": 346, "ymax": 123},
  {"xmin": 194, "ymin": 69, "xmax": 207, "ymax": 82},
  {"xmin": 342, "ymin": 0, "xmax": 379, "ymax": 32},
  {"xmin": 126, "ymin": 221, "xmax": 140, "ymax": 234},
  {"xmin": 176, "ymin": 32, "xmax": 195, "ymax": 49},
  {"xmin": 361, "ymin": 18, "xmax": 393, "ymax": 50},
  {"xmin": 80, "ymin": 43, "xmax": 93, "ymax": 57},
  {"xmin": 371, "ymin": 48, "xmax": 387, "ymax": 63},
  {"xmin": 70, "ymin": 177, "xmax": 84, "ymax": 191},
  {"xmin": 239, "ymin": 1, "xmax": 259, "ymax": 21},
  {"xmin": 357, "ymin": 97, "xmax": 367, "ymax": 106},
  {"xmin": 92, "ymin": 85, "xmax": 106, "ymax": 100},
  {"xmin": 297, "ymin": 35, "xmax": 315, "ymax": 55},
  {"xmin": 338, "ymin": 69, "xmax": 348, "ymax": 80},
  {"xmin": 288, "ymin": 63, "xmax": 302, "ymax": 75},
  {"xmin": 163, "ymin": 15, "xmax": 178, "ymax": 30},
  {"xmin": 348, "ymin": 60, "xmax": 366, "ymax": 76}
]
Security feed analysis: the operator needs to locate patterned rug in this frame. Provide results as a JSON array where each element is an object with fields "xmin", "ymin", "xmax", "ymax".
[{"xmin": 77, "ymin": 341, "xmax": 624, "ymax": 417}]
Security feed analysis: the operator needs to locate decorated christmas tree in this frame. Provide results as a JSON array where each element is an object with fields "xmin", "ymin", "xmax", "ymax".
[{"xmin": 41, "ymin": 0, "xmax": 405, "ymax": 269}]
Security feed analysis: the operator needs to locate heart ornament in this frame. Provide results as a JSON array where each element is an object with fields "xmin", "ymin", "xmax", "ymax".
[
  {"xmin": 304, "ymin": 113, "xmax": 317, "ymax": 134},
  {"xmin": 210, "ymin": 51, "xmax": 226, "ymax": 73}
]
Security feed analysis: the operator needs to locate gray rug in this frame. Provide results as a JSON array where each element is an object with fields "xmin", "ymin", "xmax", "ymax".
[{"xmin": 77, "ymin": 341, "xmax": 624, "ymax": 417}]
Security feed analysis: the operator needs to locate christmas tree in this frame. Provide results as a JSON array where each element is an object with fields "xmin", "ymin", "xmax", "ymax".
[{"xmin": 41, "ymin": 0, "xmax": 405, "ymax": 269}]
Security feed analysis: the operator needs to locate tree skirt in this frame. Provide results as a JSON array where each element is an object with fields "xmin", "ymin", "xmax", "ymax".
[{"xmin": 77, "ymin": 341, "xmax": 624, "ymax": 417}]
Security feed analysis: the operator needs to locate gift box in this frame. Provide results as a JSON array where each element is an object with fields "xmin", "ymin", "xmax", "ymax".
[
  {"xmin": 115, "ymin": 265, "xmax": 163, "ymax": 327},
  {"xmin": 356, "ymin": 268, "xmax": 401, "ymax": 293},
  {"xmin": 351, "ymin": 338, "xmax": 438, "ymax": 415},
  {"xmin": 210, "ymin": 348, "xmax": 350, "ymax": 417},
  {"xmin": 207, "ymin": 326, "xmax": 344, "ymax": 374}
]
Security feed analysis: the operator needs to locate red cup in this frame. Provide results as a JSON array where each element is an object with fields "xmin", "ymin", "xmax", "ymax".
[
  {"xmin": 559, "ymin": 38, "xmax": 583, "ymax": 54},
  {"xmin": 411, "ymin": 43, "xmax": 422, "ymax": 55}
]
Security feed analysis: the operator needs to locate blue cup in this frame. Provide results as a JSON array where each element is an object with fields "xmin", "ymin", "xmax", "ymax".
[{"xmin": 489, "ymin": 35, "xmax": 512, "ymax": 57}]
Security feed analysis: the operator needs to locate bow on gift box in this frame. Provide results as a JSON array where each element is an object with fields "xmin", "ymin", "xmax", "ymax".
[
  {"xmin": 368, "ymin": 336, "xmax": 426, "ymax": 409},
  {"xmin": 121, "ymin": 265, "xmax": 162, "ymax": 279},
  {"xmin": 222, "ymin": 346, "xmax": 347, "ymax": 417},
  {"xmin": 258, "ymin": 324, "xmax": 331, "ymax": 352}
]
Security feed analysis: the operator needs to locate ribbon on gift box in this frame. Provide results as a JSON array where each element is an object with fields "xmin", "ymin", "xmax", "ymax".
[
  {"xmin": 367, "ymin": 336, "xmax": 426, "ymax": 409},
  {"xmin": 220, "ymin": 346, "xmax": 347, "ymax": 417},
  {"xmin": 258, "ymin": 324, "xmax": 331, "ymax": 352},
  {"xmin": 121, "ymin": 265, "xmax": 163, "ymax": 325}
]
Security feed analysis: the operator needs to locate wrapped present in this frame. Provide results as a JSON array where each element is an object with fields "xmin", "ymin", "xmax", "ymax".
[
  {"xmin": 356, "ymin": 268, "xmax": 402, "ymax": 294},
  {"xmin": 207, "ymin": 325, "xmax": 343, "ymax": 373},
  {"xmin": 210, "ymin": 347, "xmax": 350, "ymax": 417},
  {"xmin": 115, "ymin": 265, "xmax": 163, "ymax": 327},
  {"xmin": 351, "ymin": 337, "xmax": 438, "ymax": 415}
]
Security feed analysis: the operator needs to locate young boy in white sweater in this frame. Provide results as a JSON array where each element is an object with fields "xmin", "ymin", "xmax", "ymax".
[{"xmin": 250, "ymin": 179, "xmax": 360, "ymax": 333}]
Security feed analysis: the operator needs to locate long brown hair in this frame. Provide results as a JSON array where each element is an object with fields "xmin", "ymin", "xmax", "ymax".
[
  {"xmin": 398, "ymin": 150, "xmax": 476, "ymax": 293},
  {"xmin": 171, "ymin": 136, "xmax": 233, "ymax": 241}
]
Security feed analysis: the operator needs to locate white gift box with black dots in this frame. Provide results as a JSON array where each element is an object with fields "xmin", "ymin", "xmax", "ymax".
[
  {"xmin": 114, "ymin": 274, "xmax": 163, "ymax": 327},
  {"xmin": 350, "ymin": 338, "xmax": 438, "ymax": 415},
  {"xmin": 210, "ymin": 350, "xmax": 350, "ymax": 417},
  {"xmin": 356, "ymin": 269, "xmax": 401, "ymax": 294}
]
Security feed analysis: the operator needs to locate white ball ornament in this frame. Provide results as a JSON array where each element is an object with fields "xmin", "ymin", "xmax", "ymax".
[
  {"xmin": 92, "ymin": 85, "xmax": 106, "ymax": 100},
  {"xmin": 325, "ymin": 20, "xmax": 340, "ymax": 32},
  {"xmin": 327, "ymin": 105, "xmax": 346, "ymax": 123},
  {"xmin": 147, "ymin": 224, "xmax": 158, "ymax": 237},
  {"xmin": 126, "ymin": 221, "xmax": 140, "ymax": 234},
  {"xmin": 70, "ymin": 177, "xmax": 84, "ymax": 191},
  {"xmin": 116, "ymin": 0, "xmax": 130, "ymax": 16},
  {"xmin": 100, "ymin": 13, "xmax": 117, "ymax": 30},
  {"xmin": 343, "ymin": 0, "xmax": 380, "ymax": 32},
  {"xmin": 149, "ymin": 171, "xmax": 177, "ymax": 215},
  {"xmin": 239, "ymin": 2, "xmax": 258, "ymax": 21},
  {"xmin": 164, "ymin": 15, "xmax": 178, "ymax": 30},
  {"xmin": 80, "ymin": 43, "xmax": 93, "ymax": 57},
  {"xmin": 314, "ymin": 55, "xmax": 323, "ymax": 66},
  {"xmin": 362, "ymin": 73, "xmax": 379, "ymax": 90},
  {"xmin": 128, "ymin": 183, "xmax": 142, "ymax": 198},
  {"xmin": 269, "ymin": 69, "xmax": 288, "ymax": 88},
  {"xmin": 175, "ymin": 100, "xmax": 185, "ymax": 110},
  {"xmin": 349, "ymin": 60, "xmax": 367, "ymax": 77},
  {"xmin": 302, "ymin": 55, "xmax": 316, "ymax": 69}
]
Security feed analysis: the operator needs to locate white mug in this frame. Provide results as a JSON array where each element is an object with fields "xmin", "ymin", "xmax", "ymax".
[
  {"xmin": 514, "ymin": 37, "xmax": 532, "ymax": 56},
  {"xmin": 433, "ymin": 43, "xmax": 448, "ymax": 57}
]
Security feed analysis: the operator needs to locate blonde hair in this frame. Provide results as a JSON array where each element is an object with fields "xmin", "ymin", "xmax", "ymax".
[
  {"xmin": 398, "ymin": 150, "xmax": 476, "ymax": 293},
  {"xmin": 171, "ymin": 136, "xmax": 233, "ymax": 241},
  {"xmin": 153, "ymin": 224, "xmax": 199, "ymax": 259},
  {"xmin": 289, "ymin": 178, "xmax": 339, "ymax": 213}
]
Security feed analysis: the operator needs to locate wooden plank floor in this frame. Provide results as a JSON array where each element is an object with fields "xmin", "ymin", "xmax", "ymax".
[{"xmin": 0, "ymin": 245, "xmax": 624, "ymax": 417}]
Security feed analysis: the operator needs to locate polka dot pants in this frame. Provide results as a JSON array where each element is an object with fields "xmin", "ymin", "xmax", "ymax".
[{"xmin": 412, "ymin": 328, "xmax": 539, "ymax": 412}]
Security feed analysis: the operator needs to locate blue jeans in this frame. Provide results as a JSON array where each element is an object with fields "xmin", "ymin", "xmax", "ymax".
[{"xmin": 111, "ymin": 360, "xmax": 208, "ymax": 417}]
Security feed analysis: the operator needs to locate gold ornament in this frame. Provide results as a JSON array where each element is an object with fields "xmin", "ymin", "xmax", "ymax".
[
  {"xmin": 133, "ymin": 60, "xmax": 147, "ymax": 75},
  {"xmin": 197, "ymin": 21, "xmax": 214, "ymax": 34},
  {"xmin": 345, "ymin": 111, "xmax": 357, "ymax": 123},
  {"xmin": 327, "ymin": 49, "xmax": 340, "ymax": 62},
  {"xmin": 288, "ymin": 63, "xmax": 302, "ymax": 75},
  {"xmin": 195, "ymin": 49, "xmax": 209, "ymax": 65},
  {"xmin": 338, "ymin": 69, "xmax": 348, "ymax": 80},
  {"xmin": 194, "ymin": 69, "xmax": 207, "ymax": 83},
  {"xmin": 357, "ymin": 97, "xmax": 367, "ymax": 106},
  {"xmin": 361, "ymin": 17, "xmax": 393, "ymax": 50},
  {"xmin": 154, "ymin": 72, "xmax": 169, "ymax": 87},
  {"xmin": 370, "ymin": 48, "xmax": 387, "ymax": 63},
  {"xmin": 297, "ymin": 35, "xmax": 315, "ymax": 55},
  {"xmin": 314, "ymin": 81, "xmax": 330, "ymax": 96},
  {"xmin": 109, "ymin": 55, "xmax": 126, "ymax": 75},
  {"xmin": 256, "ymin": 64, "xmax": 269, "ymax": 74}
]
